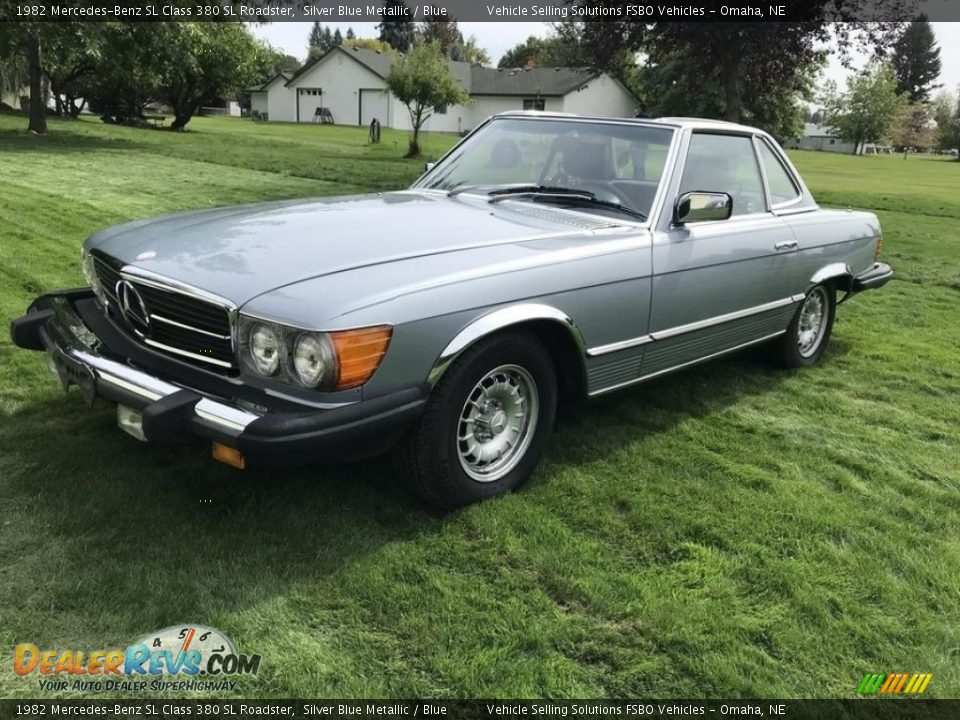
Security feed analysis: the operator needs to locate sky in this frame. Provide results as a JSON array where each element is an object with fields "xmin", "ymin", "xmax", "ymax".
[{"xmin": 250, "ymin": 22, "xmax": 960, "ymax": 99}]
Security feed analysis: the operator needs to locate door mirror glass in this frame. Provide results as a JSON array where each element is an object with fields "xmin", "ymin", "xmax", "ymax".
[{"xmin": 674, "ymin": 191, "xmax": 733, "ymax": 224}]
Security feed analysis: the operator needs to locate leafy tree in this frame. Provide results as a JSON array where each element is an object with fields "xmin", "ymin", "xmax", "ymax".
[
  {"xmin": 563, "ymin": 11, "xmax": 905, "ymax": 124},
  {"xmin": 85, "ymin": 23, "xmax": 165, "ymax": 123},
  {"xmin": 386, "ymin": 40, "xmax": 468, "ymax": 156},
  {"xmin": 152, "ymin": 23, "xmax": 262, "ymax": 130},
  {"xmin": 457, "ymin": 36, "xmax": 490, "ymax": 65},
  {"xmin": 343, "ymin": 37, "xmax": 394, "ymax": 54},
  {"xmin": 931, "ymin": 89, "xmax": 957, "ymax": 150},
  {"xmin": 44, "ymin": 24, "xmax": 102, "ymax": 118},
  {"xmin": 634, "ymin": 41, "xmax": 821, "ymax": 139},
  {"xmin": 891, "ymin": 15, "xmax": 941, "ymax": 102},
  {"xmin": 891, "ymin": 102, "xmax": 934, "ymax": 155},
  {"xmin": 498, "ymin": 35, "xmax": 587, "ymax": 69},
  {"xmin": 822, "ymin": 62, "xmax": 905, "ymax": 154},
  {"xmin": 377, "ymin": 1, "xmax": 415, "ymax": 53}
]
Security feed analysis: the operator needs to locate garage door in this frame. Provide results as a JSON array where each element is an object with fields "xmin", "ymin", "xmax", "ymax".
[{"xmin": 359, "ymin": 89, "xmax": 389, "ymax": 127}]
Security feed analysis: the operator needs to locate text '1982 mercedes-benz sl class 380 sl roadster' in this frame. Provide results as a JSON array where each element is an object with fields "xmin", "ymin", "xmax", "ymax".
[{"xmin": 11, "ymin": 113, "xmax": 893, "ymax": 509}]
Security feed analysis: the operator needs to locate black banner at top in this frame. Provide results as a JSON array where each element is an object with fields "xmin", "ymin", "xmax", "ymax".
[{"xmin": 2, "ymin": 0, "xmax": 959, "ymax": 23}]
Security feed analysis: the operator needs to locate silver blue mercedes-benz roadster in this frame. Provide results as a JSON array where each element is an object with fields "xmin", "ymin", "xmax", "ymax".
[{"xmin": 11, "ymin": 113, "xmax": 892, "ymax": 508}]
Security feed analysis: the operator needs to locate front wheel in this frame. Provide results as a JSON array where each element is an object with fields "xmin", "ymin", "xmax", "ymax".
[
  {"xmin": 397, "ymin": 331, "xmax": 557, "ymax": 510},
  {"xmin": 774, "ymin": 284, "xmax": 836, "ymax": 368}
]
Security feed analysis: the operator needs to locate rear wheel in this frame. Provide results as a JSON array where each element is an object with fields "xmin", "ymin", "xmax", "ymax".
[
  {"xmin": 397, "ymin": 331, "xmax": 557, "ymax": 510},
  {"xmin": 774, "ymin": 284, "xmax": 836, "ymax": 367}
]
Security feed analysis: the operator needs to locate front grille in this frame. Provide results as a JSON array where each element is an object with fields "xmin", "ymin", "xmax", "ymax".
[{"xmin": 92, "ymin": 252, "xmax": 235, "ymax": 371}]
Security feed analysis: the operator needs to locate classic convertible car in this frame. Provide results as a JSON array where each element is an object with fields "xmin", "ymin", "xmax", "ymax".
[{"xmin": 11, "ymin": 113, "xmax": 892, "ymax": 508}]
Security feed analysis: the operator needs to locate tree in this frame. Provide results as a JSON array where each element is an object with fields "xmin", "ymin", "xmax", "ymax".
[
  {"xmin": 891, "ymin": 15, "xmax": 941, "ymax": 102},
  {"xmin": 891, "ymin": 102, "xmax": 934, "ymax": 155},
  {"xmin": 457, "ymin": 36, "xmax": 490, "ymax": 65},
  {"xmin": 153, "ymin": 23, "xmax": 263, "ymax": 130},
  {"xmin": 822, "ymin": 62, "xmax": 905, "ymax": 154},
  {"xmin": 498, "ymin": 35, "xmax": 587, "ymax": 69},
  {"xmin": 377, "ymin": 1, "xmax": 415, "ymax": 53},
  {"xmin": 346, "ymin": 28, "xmax": 356, "ymax": 41},
  {"xmin": 308, "ymin": 22, "xmax": 324, "ymax": 51},
  {"xmin": 386, "ymin": 40, "xmax": 468, "ymax": 156},
  {"xmin": 333, "ymin": 28, "xmax": 343, "ymax": 47},
  {"xmin": 418, "ymin": 19, "xmax": 461, "ymax": 58},
  {"xmin": 563, "ymin": 10, "xmax": 905, "ymax": 124},
  {"xmin": 0, "ymin": 24, "xmax": 49, "ymax": 132},
  {"xmin": 931, "ymin": 89, "xmax": 957, "ymax": 151},
  {"xmin": 343, "ymin": 37, "xmax": 394, "ymax": 54},
  {"xmin": 44, "ymin": 24, "xmax": 102, "ymax": 118}
]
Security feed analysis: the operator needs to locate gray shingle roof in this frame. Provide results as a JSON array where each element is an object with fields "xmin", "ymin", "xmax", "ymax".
[
  {"xmin": 286, "ymin": 46, "xmax": 604, "ymax": 98},
  {"xmin": 469, "ymin": 66, "xmax": 598, "ymax": 96}
]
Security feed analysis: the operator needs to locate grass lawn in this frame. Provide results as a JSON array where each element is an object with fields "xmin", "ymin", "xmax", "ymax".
[{"xmin": 0, "ymin": 114, "xmax": 958, "ymax": 700}]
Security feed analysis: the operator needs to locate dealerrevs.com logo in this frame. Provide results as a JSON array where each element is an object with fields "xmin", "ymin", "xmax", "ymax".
[{"xmin": 14, "ymin": 625, "xmax": 261, "ymax": 693}]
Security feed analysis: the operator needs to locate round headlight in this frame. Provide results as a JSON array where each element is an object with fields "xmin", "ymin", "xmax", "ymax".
[
  {"xmin": 292, "ymin": 333, "xmax": 331, "ymax": 388},
  {"xmin": 248, "ymin": 323, "xmax": 281, "ymax": 376}
]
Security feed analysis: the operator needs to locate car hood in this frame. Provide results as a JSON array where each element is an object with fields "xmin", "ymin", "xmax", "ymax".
[{"xmin": 86, "ymin": 191, "xmax": 625, "ymax": 308}]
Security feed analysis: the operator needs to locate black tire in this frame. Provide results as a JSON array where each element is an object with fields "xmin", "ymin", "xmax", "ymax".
[
  {"xmin": 774, "ymin": 283, "xmax": 836, "ymax": 368},
  {"xmin": 396, "ymin": 331, "xmax": 558, "ymax": 510}
]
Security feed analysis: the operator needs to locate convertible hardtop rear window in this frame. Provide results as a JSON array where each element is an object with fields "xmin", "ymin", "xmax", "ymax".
[{"xmin": 417, "ymin": 118, "xmax": 675, "ymax": 218}]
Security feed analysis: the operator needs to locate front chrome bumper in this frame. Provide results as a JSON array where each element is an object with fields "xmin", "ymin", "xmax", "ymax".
[
  {"xmin": 12, "ymin": 290, "xmax": 259, "ymax": 438},
  {"xmin": 10, "ymin": 290, "xmax": 428, "ymax": 464}
]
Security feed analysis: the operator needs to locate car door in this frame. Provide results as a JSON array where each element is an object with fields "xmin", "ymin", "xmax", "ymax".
[{"xmin": 642, "ymin": 130, "xmax": 802, "ymax": 377}]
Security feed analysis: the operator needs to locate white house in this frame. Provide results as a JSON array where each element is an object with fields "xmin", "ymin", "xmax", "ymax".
[{"xmin": 248, "ymin": 46, "xmax": 638, "ymax": 132}]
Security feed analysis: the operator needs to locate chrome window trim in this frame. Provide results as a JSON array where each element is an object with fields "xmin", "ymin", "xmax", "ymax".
[
  {"xmin": 588, "ymin": 330, "xmax": 787, "ymax": 397},
  {"xmin": 586, "ymin": 295, "xmax": 803, "ymax": 356}
]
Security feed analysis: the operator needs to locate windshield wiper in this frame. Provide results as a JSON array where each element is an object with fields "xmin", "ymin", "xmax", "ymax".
[{"xmin": 487, "ymin": 185, "xmax": 647, "ymax": 221}]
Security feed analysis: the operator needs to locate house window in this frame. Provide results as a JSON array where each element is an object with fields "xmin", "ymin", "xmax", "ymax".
[
  {"xmin": 523, "ymin": 98, "xmax": 545, "ymax": 111},
  {"xmin": 434, "ymin": 104, "xmax": 447, "ymax": 114}
]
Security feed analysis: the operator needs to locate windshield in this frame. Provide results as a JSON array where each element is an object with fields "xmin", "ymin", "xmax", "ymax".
[{"xmin": 414, "ymin": 118, "xmax": 674, "ymax": 219}]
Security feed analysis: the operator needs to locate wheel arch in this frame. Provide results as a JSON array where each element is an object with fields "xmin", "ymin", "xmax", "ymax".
[
  {"xmin": 810, "ymin": 262, "xmax": 853, "ymax": 292},
  {"xmin": 428, "ymin": 303, "xmax": 588, "ymax": 402}
]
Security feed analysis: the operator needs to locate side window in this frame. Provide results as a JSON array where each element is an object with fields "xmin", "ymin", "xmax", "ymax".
[
  {"xmin": 757, "ymin": 140, "xmax": 801, "ymax": 205},
  {"xmin": 679, "ymin": 133, "xmax": 765, "ymax": 216}
]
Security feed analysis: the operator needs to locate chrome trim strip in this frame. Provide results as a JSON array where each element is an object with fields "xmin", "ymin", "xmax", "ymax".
[
  {"xmin": 151, "ymin": 313, "xmax": 232, "ymax": 341},
  {"xmin": 428, "ymin": 303, "xmax": 586, "ymax": 386},
  {"xmin": 586, "ymin": 334, "xmax": 653, "ymax": 357},
  {"xmin": 142, "ymin": 338, "xmax": 235, "ymax": 369},
  {"xmin": 195, "ymin": 399, "xmax": 259, "ymax": 434},
  {"xmin": 588, "ymin": 330, "xmax": 787, "ymax": 397},
  {"xmin": 649, "ymin": 296, "xmax": 799, "ymax": 341}
]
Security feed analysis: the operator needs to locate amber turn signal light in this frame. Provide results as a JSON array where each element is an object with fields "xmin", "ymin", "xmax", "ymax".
[
  {"xmin": 212, "ymin": 442, "xmax": 246, "ymax": 469},
  {"xmin": 330, "ymin": 326, "xmax": 392, "ymax": 390}
]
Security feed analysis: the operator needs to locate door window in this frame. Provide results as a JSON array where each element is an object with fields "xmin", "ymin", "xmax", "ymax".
[
  {"xmin": 757, "ymin": 140, "xmax": 801, "ymax": 205},
  {"xmin": 679, "ymin": 133, "xmax": 765, "ymax": 217}
]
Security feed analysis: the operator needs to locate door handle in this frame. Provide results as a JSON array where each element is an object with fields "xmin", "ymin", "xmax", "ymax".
[{"xmin": 775, "ymin": 240, "xmax": 798, "ymax": 251}]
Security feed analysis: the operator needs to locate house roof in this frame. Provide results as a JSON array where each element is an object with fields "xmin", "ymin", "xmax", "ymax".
[
  {"xmin": 247, "ymin": 71, "xmax": 291, "ymax": 93},
  {"xmin": 286, "ymin": 45, "xmax": 610, "ymax": 99},
  {"xmin": 470, "ymin": 66, "xmax": 599, "ymax": 97}
]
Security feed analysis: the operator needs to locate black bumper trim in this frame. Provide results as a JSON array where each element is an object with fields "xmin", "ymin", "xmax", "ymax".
[{"xmin": 852, "ymin": 262, "xmax": 893, "ymax": 292}]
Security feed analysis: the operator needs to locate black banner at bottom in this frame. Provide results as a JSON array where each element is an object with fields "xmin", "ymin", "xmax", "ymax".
[{"xmin": 2, "ymin": 700, "xmax": 958, "ymax": 720}]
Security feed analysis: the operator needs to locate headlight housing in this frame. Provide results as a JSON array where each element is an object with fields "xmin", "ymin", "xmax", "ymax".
[{"xmin": 238, "ymin": 316, "xmax": 391, "ymax": 391}]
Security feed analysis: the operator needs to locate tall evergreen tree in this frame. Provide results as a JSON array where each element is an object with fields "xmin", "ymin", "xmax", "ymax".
[
  {"xmin": 333, "ymin": 28, "xmax": 343, "ymax": 47},
  {"xmin": 891, "ymin": 15, "xmax": 942, "ymax": 102},
  {"xmin": 346, "ymin": 28, "xmax": 356, "ymax": 40},
  {"xmin": 377, "ymin": 1, "xmax": 415, "ymax": 52},
  {"xmin": 308, "ymin": 22, "xmax": 324, "ymax": 51}
]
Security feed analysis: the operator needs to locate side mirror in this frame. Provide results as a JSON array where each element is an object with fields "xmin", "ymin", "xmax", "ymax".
[
  {"xmin": 424, "ymin": 161, "xmax": 436, "ymax": 173},
  {"xmin": 673, "ymin": 191, "xmax": 733, "ymax": 224}
]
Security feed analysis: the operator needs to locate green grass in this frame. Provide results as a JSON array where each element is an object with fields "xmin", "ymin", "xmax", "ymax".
[{"xmin": 1, "ymin": 115, "xmax": 958, "ymax": 700}]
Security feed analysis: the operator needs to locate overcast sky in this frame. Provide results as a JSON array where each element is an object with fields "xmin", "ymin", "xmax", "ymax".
[{"xmin": 250, "ymin": 22, "xmax": 960, "ymax": 99}]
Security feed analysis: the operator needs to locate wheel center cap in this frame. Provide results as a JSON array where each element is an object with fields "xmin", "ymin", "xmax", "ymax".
[{"xmin": 489, "ymin": 410, "xmax": 508, "ymax": 435}]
